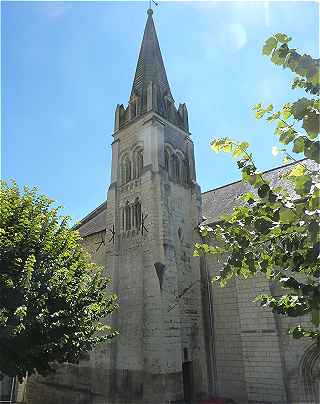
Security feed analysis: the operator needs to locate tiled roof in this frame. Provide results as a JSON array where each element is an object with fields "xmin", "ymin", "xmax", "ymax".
[
  {"xmin": 74, "ymin": 201, "xmax": 107, "ymax": 237},
  {"xmin": 202, "ymin": 158, "xmax": 317, "ymax": 225},
  {"xmin": 76, "ymin": 159, "xmax": 317, "ymax": 237}
]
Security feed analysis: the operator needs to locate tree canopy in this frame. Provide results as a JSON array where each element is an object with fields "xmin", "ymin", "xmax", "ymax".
[
  {"xmin": 0, "ymin": 181, "xmax": 118, "ymax": 380},
  {"xmin": 194, "ymin": 33, "xmax": 320, "ymax": 340}
]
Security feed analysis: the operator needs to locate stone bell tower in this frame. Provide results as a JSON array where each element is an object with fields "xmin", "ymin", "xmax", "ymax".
[{"xmin": 105, "ymin": 9, "xmax": 211, "ymax": 403}]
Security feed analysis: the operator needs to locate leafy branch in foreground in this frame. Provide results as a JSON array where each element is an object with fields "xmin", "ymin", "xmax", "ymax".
[
  {"xmin": 0, "ymin": 181, "xmax": 118, "ymax": 380},
  {"xmin": 194, "ymin": 34, "xmax": 319, "ymax": 340}
]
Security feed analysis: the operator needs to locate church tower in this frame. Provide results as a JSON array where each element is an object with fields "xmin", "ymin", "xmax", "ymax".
[{"xmin": 105, "ymin": 9, "xmax": 212, "ymax": 403}]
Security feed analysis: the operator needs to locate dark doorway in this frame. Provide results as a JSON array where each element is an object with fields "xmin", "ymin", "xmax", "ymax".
[{"xmin": 182, "ymin": 361, "xmax": 194, "ymax": 403}]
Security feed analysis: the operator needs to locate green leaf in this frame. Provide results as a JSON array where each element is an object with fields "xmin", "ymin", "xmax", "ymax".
[
  {"xmin": 274, "ymin": 120, "xmax": 286, "ymax": 136},
  {"xmin": 288, "ymin": 164, "xmax": 306, "ymax": 177},
  {"xmin": 239, "ymin": 141, "xmax": 250, "ymax": 151},
  {"xmin": 308, "ymin": 187, "xmax": 320, "ymax": 211},
  {"xmin": 302, "ymin": 113, "xmax": 320, "ymax": 137},
  {"xmin": 279, "ymin": 207, "xmax": 296, "ymax": 224},
  {"xmin": 304, "ymin": 140, "xmax": 320, "ymax": 163},
  {"xmin": 271, "ymin": 49, "xmax": 286, "ymax": 66},
  {"xmin": 292, "ymin": 137, "xmax": 305, "ymax": 153},
  {"xmin": 292, "ymin": 98, "xmax": 310, "ymax": 120},
  {"xmin": 240, "ymin": 192, "xmax": 257, "ymax": 204},
  {"xmin": 274, "ymin": 33, "xmax": 291, "ymax": 43},
  {"xmin": 290, "ymin": 175, "xmax": 313, "ymax": 196},
  {"xmin": 258, "ymin": 184, "xmax": 270, "ymax": 198},
  {"xmin": 222, "ymin": 142, "xmax": 233, "ymax": 153},
  {"xmin": 267, "ymin": 111, "xmax": 281, "ymax": 122},
  {"xmin": 289, "ymin": 325, "xmax": 305, "ymax": 339},
  {"xmin": 211, "ymin": 138, "xmax": 234, "ymax": 154},
  {"xmin": 254, "ymin": 217, "xmax": 274, "ymax": 234},
  {"xmin": 253, "ymin": 103, "xmax": 262, "ymax": 111},
  {"xmin": 283, "ymin": 155, "xmax": 294, "ymax": 164},
  {"xmin": 279, "ymin": 128, "xmax": 296, "ymax": 144},
  {"xmin": 256, "ymin": 109, "xmax": 266, "ymax": 119},
  {"xmin": 262, "ymin": 37, "xmax": 278, "ymax": 56},
  {"xmin": 308, "ymin": 220, "xmax": 320, "ymax": 242},
  {"xmin": 310, "ymin": 70, "xmax": 320, "ymax": 87},
  {"xmin": 14, "ymin": 305, "xmax": 27, "ymax": 320},
  {"xmin": 278, "ymin": 43, "xmax": 289, "ymax": 59},
  {"xmin": 210, "ymin": 139, "xmax": 221, "ymax": 152},
  {"xmin": 282, "ymin": 104, "xmax": 292, "ymax": 120}
]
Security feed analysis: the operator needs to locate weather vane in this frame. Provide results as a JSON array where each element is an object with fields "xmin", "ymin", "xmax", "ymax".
[{"xmin": 148, "ymin": 0, "xmax": 159, "ymax": 11}]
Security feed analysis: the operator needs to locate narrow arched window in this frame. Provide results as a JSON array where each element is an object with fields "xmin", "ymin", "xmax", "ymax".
[
  {"xmin": 182, "ymin": 159, "xmax": 189, "ymax": 184},
  {"xmin": 165, "ymin": 149, "xmax": 170, "ymax": 173},
  {"xmin": 174, "ymin": 156, "xmax": 180, "ymax": 182},
  {"xmin": 170, "ymin": 155, "xmax": 175, "ymax": 179},
  {"xmin": 125, "ymin": 157, "xmax": 131, "ymax": 183},
  {"xmin": 137, "ymin": 149, "xmax": 143, "ymax": 177},
  {"xmin": 125, "ymin": 201, "xmax": 131, "ymax": 230},
  {"xmin": 121, "ymin": 161, "xmax": 125, "ymax": 184},
  {"xmin": 134, "ymin": 198, "xmax": 142, "ymax": 229}
]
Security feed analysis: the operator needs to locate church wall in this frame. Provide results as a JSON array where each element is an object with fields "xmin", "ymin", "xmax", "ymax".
[
  {"xmin": 234, "ymin": 276, "xmax": 287, "ymax": 404},
  {"xmin": 81, "ymin": 231, "xmax": 107, "ymax": 269},
  {"xmin": 275, "ymin": 310, "xmax": 319, "ymax": 403},
  {"xmin": 206, "ymin": 255, "xmax": 248, "ymax": 404},
  {"xmin": 206, "ymin": 255, "xmax": 291, "ymax": 404}
]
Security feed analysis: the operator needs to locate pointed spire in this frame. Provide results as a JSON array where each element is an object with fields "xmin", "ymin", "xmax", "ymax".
[
  {"xmin": 115, "ymin": 8, "xmax": 188, "ymax": 132},
  {"xmin": 130, "ymin": 8, "xmax": 173, "ymax": 100}
]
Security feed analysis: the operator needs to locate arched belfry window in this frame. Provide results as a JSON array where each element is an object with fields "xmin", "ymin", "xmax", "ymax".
[
  {"xmin": 182, "ymin": 159, "xmax": 189, "ymax": 185},
  {"xmin": 164, "ymin": 149, "xmax": 170, "ymax": 173},
  {"xmin": 173, "ymin": 155, "xmax": 180, "ymax": 182},
  {"xmin": 121, "ymin": 155, "xmax": 132, "ymax": 184},
  {"xmin": 125, "ymin": 201, "xmax": 131, "ymax": 230},
  {"xmin": 137, "ymin": 149, "xmax": 143, "ymax": 177},
  {"xmin": 133, "ymin": 148, "xmax": 144, "ymax": 179},
  {"xmin": 124, "ymin": 156, "xmax": 131, "ymax": 184},
  {"xmin": 134, "ymin": 197, "xmax": 142, "ymax": 229}
]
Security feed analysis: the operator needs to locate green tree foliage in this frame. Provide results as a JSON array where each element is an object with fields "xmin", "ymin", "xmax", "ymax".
[
  {"xmin": 194, "ymin": 34, "xmax": 320, "ymax": 340},
  {"xmin": 0, "ymin": 181, "xmax": 118, "ymax": 380}
]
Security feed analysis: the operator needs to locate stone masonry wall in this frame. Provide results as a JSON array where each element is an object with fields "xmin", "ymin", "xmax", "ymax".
[
  {"xmin": 206, "ymin": 255, "xmax": 248, "ymax": 404},
  {"xmin": 206, "ymin": 251, "xmax": 316, "ymax": 404},
  {"xmin": 102, "ymin": 111, "xmax": 211, "ymax": 403}
]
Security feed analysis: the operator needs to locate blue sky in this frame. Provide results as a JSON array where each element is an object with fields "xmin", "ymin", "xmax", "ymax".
[{"xmin": 2, "ymin": 1, "xmax": 319, "ymax": 222}]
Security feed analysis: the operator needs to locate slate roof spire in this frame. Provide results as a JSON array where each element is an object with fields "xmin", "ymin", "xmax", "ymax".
[
  {"xmin": 115, "ymin": 8, "xmax": 189, "ymax": 132},
  {"xmin": 130, "ymin": 8, "xmax": 173, "ymax": 100}
]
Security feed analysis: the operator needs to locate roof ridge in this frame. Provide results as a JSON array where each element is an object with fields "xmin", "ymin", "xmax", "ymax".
[
  {"xmin": 202, "ymin": 158, "xmax": 307, "ymax": 196},
  {"xmin": 73, "ymin": 200, "xmax": 107, "ymax": 230}
]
